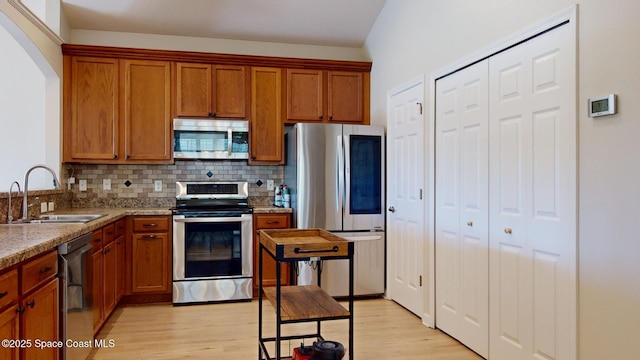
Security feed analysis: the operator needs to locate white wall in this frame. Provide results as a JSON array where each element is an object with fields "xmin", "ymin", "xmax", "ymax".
[
  {"xmin": 0, "ymin": 5, "xmax": 61, "ymax": 190},
  {"xmin": 70, "ymin": 29, "xmax": 370, "ymax": 62},
  {"xmin": 365, "ymin": 1, "xmax": 640, "ymax": 359}
]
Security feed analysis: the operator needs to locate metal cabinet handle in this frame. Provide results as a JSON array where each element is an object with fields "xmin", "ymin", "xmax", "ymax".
[
  {"xmin": 39, "ymin": 266, "xmax": 53, "ymax": 274},
  {"xmin": 266, "ymin": 220, "xmax": 280, "ymax": 224},
  {"xmin": 504, "ymin": 228, "xmax": 513, "ymax": 234},
  {"xmin": 294, "ymin": 246, "xmax": 339, "ymax": 254},
  {"xmin": 143, "ymin": 223, "xmax": 158, "ymax": 227},
  {"xmin": 142, "ymin": 235, "xmax": 157, "ymax": 239},
  {"xmin": 467, "ymin": 221, "xmax": 473, "ymax": 227},
  {"xmin": 16, "ymin": 306, "xmax": 25, "ymax": 313},
  {"xmin": 0, "ymin": 291, "xmax": 8, "ymax": 299},
  {"xmin": 26, "ymin": 300, "xmax": 35, "ymax": 308},
  {"xmin": 388, "ymin": 206, "xmax": 396, "ymax": 213}
]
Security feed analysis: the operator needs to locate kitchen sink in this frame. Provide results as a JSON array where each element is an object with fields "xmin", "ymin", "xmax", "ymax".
[{"xmin": 19, "ymin": 214, "xmax": 106, "ymax": 224}]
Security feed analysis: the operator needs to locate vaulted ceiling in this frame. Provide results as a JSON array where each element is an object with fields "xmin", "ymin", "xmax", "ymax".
[{"xmin": 61, "ymin": 0, "xmax": 387, "ymax": 47}]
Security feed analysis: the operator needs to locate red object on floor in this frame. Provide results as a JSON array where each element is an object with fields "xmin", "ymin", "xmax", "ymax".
[{"xmin": 292, "ymin": 344, "xmax": 313, "ymax": 360}]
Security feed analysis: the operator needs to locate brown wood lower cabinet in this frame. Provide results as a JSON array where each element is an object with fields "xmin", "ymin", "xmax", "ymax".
[
  {"xmin": 129, "ymin": 216, "xmax": 172, "ymax": 295},
  {"xmin": 0, "ymin": 250, "xmax": 59, "ymax": 360},
  {"xmin": 253, "ymin": 213, "xmax": 291, "ymax": 297}
]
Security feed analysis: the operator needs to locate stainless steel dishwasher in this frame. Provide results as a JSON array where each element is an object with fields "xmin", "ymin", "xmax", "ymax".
[{"xmin": 58, "ymin": 232, "xmax": 93, "ymax": 360}]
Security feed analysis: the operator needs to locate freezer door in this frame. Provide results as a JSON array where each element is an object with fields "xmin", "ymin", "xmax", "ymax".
[
  {"xmin": 343, "ymin": 125, "xmax": 386, "ymax": 231},
  {"xmin": 321, "ymin": 232, "xmax": 386, "ymax": 297},
  {"xmin": 295, "ymin": 123, "xmax": 343, "ymax": 230}
]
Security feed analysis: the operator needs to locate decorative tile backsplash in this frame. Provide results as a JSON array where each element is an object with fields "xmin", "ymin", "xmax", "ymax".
[{"xmin": 67, "ymin": 161, "xmax": 285, "ymax": 208}]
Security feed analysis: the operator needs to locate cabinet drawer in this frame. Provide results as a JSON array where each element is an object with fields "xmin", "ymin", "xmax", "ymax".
[
  {"xmin": 91, "ymin": 228, "xmax": 104, "ymax": 251},
  {"xmin": 115, "ymin": 219, "xmax": 126, "ymax": 237},
  {"xmin": 21, "ymin": 251, "xmax": 58, "ymax": 294},
  {"xmin": 133, "ymin": 216, "xmax": 169, "ymax": 232},
  {"xmin": 0, "ymin": 269, "xmax": 18, "ymax": 309},
  {"xmin": 103, "ymin": 223, "xmax": 116, "ymax": 244},
  {"xmin": 255, "ymin": 214, "xmax": 291, "ymax": 229}
]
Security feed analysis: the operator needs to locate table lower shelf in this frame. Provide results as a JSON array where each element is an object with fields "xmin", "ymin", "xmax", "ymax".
[{"xmin": 263, "ymin": 285, "xmax": 350, "ymax": 321}]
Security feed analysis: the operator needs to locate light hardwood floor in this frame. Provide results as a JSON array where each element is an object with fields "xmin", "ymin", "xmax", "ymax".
[{"xmin": 91, "ymin": 298, "xmax": 482, "ymax": 359}]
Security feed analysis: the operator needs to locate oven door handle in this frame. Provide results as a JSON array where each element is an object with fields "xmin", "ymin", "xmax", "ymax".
[{"xmin": 173, "ymin": 216, "xmax": 252, "ymax": 223}]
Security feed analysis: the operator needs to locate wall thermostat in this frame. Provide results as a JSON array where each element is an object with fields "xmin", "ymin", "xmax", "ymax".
[{"xmin": 588, "ymin": 94, "xmax": 616, "ymax": 118}]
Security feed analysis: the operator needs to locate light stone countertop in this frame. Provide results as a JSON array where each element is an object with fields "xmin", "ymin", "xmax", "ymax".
[
  {"xmin": 0, "ymin": 208, "xmax": 171, "ymax": 271},
  {"xmin": 252, "ymin": 207, "xmax": 293, "ymax": 214}
]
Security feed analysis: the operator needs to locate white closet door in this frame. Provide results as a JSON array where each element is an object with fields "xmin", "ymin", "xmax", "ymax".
[
  {"xmin": 489, "ymin": 23, "xmax": 576, "ymax": 360},
  {"xmin": 435, "ymin": 60, "xmax": 489, "ymax": 358}
]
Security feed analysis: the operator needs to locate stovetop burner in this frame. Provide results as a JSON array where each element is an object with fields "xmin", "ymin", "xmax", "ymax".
[{"xmin": 173, "ymin": 180, "xmax": 251, "ymax": 215}]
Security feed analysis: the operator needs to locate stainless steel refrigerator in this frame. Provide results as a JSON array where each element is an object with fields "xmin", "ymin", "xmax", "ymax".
[{"xmin": 284, "ymin": 123, "xmax": 385, "ymax": 297}]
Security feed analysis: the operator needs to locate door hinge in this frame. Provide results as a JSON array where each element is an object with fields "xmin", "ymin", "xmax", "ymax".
[
  {"xmin": 416, "ymin": 102, "xmax": 423, "ymax": 115},
  {"xmin": 419, "ymin": 275, "xmax": 423, "ymax": 287}
]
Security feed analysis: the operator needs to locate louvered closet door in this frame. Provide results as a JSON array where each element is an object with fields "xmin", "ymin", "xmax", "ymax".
[
  {"xmin": 488, "ymin": 23, "xmax": 576, "ymax": 360},
  {"xmin": 435, "ymin": 59, "xmax": 489, "ymax": 358}
]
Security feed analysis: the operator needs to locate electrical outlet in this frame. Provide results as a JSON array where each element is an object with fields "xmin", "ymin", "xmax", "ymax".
[
  {"xmin": 79, "ymin": 179, "xmax": 87, "ymax": 191},
  {"xmin": 68, "ymin": 177, "xmax": 76, "ymax": 184},
  {"xmin": 103, "ymin": 178, "xmax": 111, "ymax": 191},
  {"xmin": 267, "ymin": 180, "xmax": 275, "ymax": 191},
  {"xmin": 154, "ymin": 180, "xmax": 163, "ymax": 192},
  {"xmin": 40, "ymin": 202, "xmax": 48, "ymax": 213},
  {"xmin": 48, "ymin": 202, "xmax": 55, "ymax": 212}
]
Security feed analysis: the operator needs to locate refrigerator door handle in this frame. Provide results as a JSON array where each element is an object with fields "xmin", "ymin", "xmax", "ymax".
[{"xmin": 337, "ymin": 134, "xmax": 345, "ymax": 217}]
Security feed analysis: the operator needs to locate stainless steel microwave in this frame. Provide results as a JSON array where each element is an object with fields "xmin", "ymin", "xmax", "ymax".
[{"xmin": 173, "ymin": 118, "xmax": 249, "ymax": 160}]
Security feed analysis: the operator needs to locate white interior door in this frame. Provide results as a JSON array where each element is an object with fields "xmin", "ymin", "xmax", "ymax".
[
  {"xmin": 488, "ymin": 23, "xmax": 576, "ymax": 360},
  {"xmin": 386, "ymin": 77, "xmax": 425, "ymax": 316},
  {"xmin": 435, "ymin": 60, "xmax": 489, "ymax": 358}
]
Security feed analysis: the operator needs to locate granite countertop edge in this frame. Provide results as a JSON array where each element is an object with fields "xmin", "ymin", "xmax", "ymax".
[
  {"xmin": 0, "ymin": 208, "xmax": 171, "ymax": 271},
  {"xmin": 252, "ymin": 207, "xmax": 293, "ymax": 214}
]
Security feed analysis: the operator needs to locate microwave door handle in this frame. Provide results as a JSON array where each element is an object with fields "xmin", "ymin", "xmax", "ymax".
[{"xmin": 227, "ymin": 128, "xmax": 233, "ymax": 156}]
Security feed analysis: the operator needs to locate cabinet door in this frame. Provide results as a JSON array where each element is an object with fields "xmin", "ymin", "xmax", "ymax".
[
  {"xmin": 0, "ymin": 305, "xmax": 19, "ymax": 360},
  {"xmin": 254, "ymin": 213, "xmax": 291, "ymax": 296},
  {"xmin": 21, "ymin": 278, "xmax": 59, "ymax": 360},
  {"xmin": 250, "ymin": 67, "xmax": 283, "ymax": 163},
  {"xmin": 327, "ymin": 71, "xmax": 363, "ymax": 122},
  {"xmin": 102, "ymin": 241, "xmax": 117, "ymax": 316},
  {"xmin": 131, "ymin": 233, "xmax": 170, "ymax": 293},
  {"xmin": 115, "ymin": 235, "xmax": 126, "ymax": 302},
  {"xmin": 286, "ymin": 69, "xmax": 324, "ymax": 122},
  {"xmin": 92, "ymin": 249, "xmax": 103, "ymax": 331},
  {"xmin": 176, "ymin": 63, "xmax": 212, "ymax": 117},
  {"xmin": 122, "ymin": 60, "xmax": 172, "ymax": 162},
  {"xmin": 68, "ymin": 56, "xmax": 119, "ymax": 161},
  {"xmin": 213, "ymin": 65, "xmax": 247, "ymax": 118}
]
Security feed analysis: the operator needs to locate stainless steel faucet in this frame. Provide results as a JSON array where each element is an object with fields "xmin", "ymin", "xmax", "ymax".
[
  {"xmin": 7, "ymin": 181, "xmax": 21, "ymax": 224},
  {"xmin": 22, "ymin": 165, "xmax": 61, "ymax": 221}
]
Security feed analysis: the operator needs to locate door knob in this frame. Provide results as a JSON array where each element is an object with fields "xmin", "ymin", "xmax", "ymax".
[
  {"xmin": 467, "ymin": 221, "xmax": 473, "ymax": 227},
  {"xmin": 504, "ymin": 228, "xmax": 513, "ymax": 234},
  {"xmin": 388, "ymin": 206, "xmax": 396, "ymax": 213}
]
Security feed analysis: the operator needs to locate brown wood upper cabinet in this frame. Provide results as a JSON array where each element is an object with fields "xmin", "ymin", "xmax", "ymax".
[
  {"xmin": 286, "ymin": 69, "xmax": 369, "ymax": 124},
  {"xmin": 250, "ymin": 67, "xmax": 284, "ymax": 164},
  {"xmin": 64, "ymin": 56, "xmax": 172, "ymax": 164},
  {"xmin": 175, "ymin": 63, "xmax": 248, "ymax": 118}
]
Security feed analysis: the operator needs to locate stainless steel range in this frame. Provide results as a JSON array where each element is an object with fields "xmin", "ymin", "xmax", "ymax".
[{"xmin": 172, "ymin": 181, "xmax": 253, "ymax": 304}]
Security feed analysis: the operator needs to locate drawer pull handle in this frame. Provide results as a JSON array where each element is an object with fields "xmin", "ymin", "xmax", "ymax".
[
  {"xmin": 94, "ymin": 238, "xmax": 102, "ymax": 243},
  {"xmin": 0, "ymin": 291, "xmax": 8, "ymax": 299},
  {"xmin": 143, "ymin": 223, "xmax": 158, "ymax": 227},
  {"xmin": 39, "ymin": 266, "xmax": 53, "ymax": 274},
  {"xmin": 26, "ymin": 300, "xmax": 35, "ymax": 308},
  {"xmin": 294, "ymin": 246, "xmax": 339, "ymax": 254},
  {"xmin": 16, "ymin": 306, "xmax": 25, "ymax": 313},
  {"xmin": 142, "ymin": 235, "xmax": 157, "ymax": 239},
  {"xmin": 266, "ymin": 221, "xmax": 280, "ymax": 224}
]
